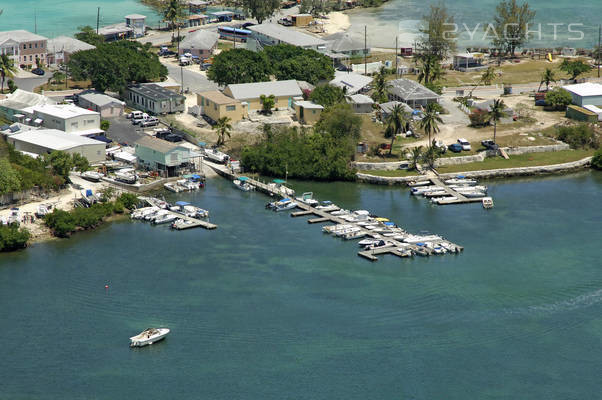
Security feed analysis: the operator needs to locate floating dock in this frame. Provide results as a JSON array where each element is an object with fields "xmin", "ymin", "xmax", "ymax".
[
  {"xmin": 410, "ymin": 174, "xmax": 490, "ymax": 206},
  {"xmin": 138, "ymin": 197, "xmax": 217, "ymax": 230},
  {"xmin": 206, "ymin": 162, "xmax": 463, "ymax": 261}
]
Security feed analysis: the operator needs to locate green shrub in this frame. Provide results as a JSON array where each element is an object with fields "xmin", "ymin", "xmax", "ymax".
[
  {"xmin": 0, "ymin": 224, "xmax": 30, "ymax": 252},
  {"xmin": 44, "ymin": 209, "xmax": 76, "ymax": 237},
  {"xmin": 556, "ymin": 124, "xmax": 599, "ymax": 149},
  {"xmin": 118, "ymin": 193, "xmax": 139, "ymax": 210}
]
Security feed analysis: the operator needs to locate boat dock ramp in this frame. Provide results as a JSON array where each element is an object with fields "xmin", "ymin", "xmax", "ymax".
[
  {"xmin": 207, "ymin": 162, "xmax": 463, "ymax": 262},
  {"xmin": 408, "ymin": 174, "xmax": 493, "ymax": 206}
]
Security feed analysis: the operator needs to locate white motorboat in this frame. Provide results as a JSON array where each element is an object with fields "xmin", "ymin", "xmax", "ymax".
[
  {"xmin": 444, "ymin": 178, "xmax": 478, "ymax": 186},
  {"xmin": 334, "ymin": 226, "xmax": 361, "ymax": 237},
  {"xmin": 408, "ymin": 180, "xmax": 432, "ymax": 187},
  {"xmin": 431, "ymin": 196, "xmax": 456, "ymax": 203},
  {"xmin": 164, "ymin": 182, "xmax": 182, "ymax": 193},
  {"xmin": 451, "ymin": 185, "xmax": 488, "ymax": 193},
  {"xmin": 233, "ymin": 178, "xmax": 253, "ymax": 192},
  {"xmin": 482, "ymin": 197, "xmax": 494, "ymax": 209},
  {"xmin": 295, "ymin": 192, "xmax": 319, "ymax": 207},
  {"xmin": 203, "ymin": 148, "xmax": 229, "ymax": 164},
  {"xmin": 115, "ymin": 171, "xmax": 137, "ymax": 184},
  {"xmin": 330, "ymin": 209, "xmax": 350, "ymax": 217},
  {"xmin": 460, "ymin": 191, "xmax": 487, "ymax": 199},
  {"xmin": 130, "ymin": 328, "xmax": 170, "ymax": 347},
  {"xmin": 267, "ymin": 198, "xmax": 297, "ymax": 212},
  {"xmin": 35, "ymin": 203, "xmax": 53, "ymax": 218},
  {"xmin": 81, "ymin": 171, "xmax": 103, "ymax": 182},
  {"xmin": 80, "ymin": 189, "xmax": 97, "ymax": 206},
  {"xmin": 182, "ymin": 205, "xmax": 209, "ymax": 219},
  {"xmin": 343, "ymin": 230, "xmax": 367, "ymax": 240},
  {"xmin": 322, "ymin": 224, "xmax": 353, "ymax": 234},
  {"xmin": 153, "ymin": 213, "xmax": 178, "ymax": 225},
  {"xmin": 358, "ymin": 239, "xmax": 381, "ymax": 246},
  {"xmin": 315, "ymin": 201, "xmax": 337, "ymax": 210},
  {"xmin": 411, "ymin": 186, "xmax": 442, "ymax": 195}
]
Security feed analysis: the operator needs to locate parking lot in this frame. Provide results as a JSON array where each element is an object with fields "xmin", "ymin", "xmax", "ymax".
[{"xmin": 105, "ymin": 115, "xmax": 155, "ymax": 146}]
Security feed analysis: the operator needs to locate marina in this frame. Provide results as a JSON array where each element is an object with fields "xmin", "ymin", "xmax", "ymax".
[
  {"xmin": 133, "ymin": 197, "xmax": 217, "ymax": 230},
  {"xmin": 208, "ymin": 163, "xmax": 463, "ymax": 261},
  {"xmin": 408, "ymin": 174, "xmax": 493, "ymax": 207}
]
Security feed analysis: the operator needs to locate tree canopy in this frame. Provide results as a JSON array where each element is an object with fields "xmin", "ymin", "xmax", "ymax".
[
  {"xmin": 418, "ymin": 3, "xmax": 456, "ymax": 59},
  {"xmin": 559, "ymin": 59, "xmax": 591, "ymax": 81},
  {"xmin": 74, "ymin": 25, "xmax": 105, "ymax": 47},
  {"xmin": 545, "ymin": 87, "xmax": 572, "ymax": 110},
  {"xmin": 208, "ymin": 44, "xmax": 335, "ymax": 86},
  {"xmin": 489, "ymin": 0, "xmax": 536, "ymax": 56},
  {"xmin": 233, "ymin": 0, "xmax": 280, "ymax": 24},
  {"xmin": 309, "ymin": 84, "xmax": 345, "ymax": 108},
  {"xmin": 68, "ymin": 41, "xmax": 167, "ymax": 92},
  {"xmin": 207, "ymin": 48, "xmax": 271, "ymax": 86}
]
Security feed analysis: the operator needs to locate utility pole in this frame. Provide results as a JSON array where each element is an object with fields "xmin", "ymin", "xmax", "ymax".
[
  {"xmin": 96, "ymin": 7, "xmax": 100, "ymax": 34},
  {"xmin": 598, "ymin": 25, "xmax": 601, "ymax": 78},
  {"xmin": 364, "ymin": 25, "xmax": 367, "ymax": 76},
  {"xmin": 395, "ymin": 35, "xmax": 398, "ymax": 78},
  {"xmin": 596, "ymin": 25, "xmax": 602, "ymax": 78},
  {"xmin": 34, "ymin": 10, "xmax": 37, "ymax": 34}
]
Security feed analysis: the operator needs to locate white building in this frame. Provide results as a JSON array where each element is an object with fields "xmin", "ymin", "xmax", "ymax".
[
  {"xmin": 46, "ymin": 36, "xmax": 95, "ymax": 65},
  {"xmin": 21, "ymin": 104, "xmax": 102, "ymax": 136},
  {"xmin": 7, "ymin": 129, "xmax": 106, "ymax": 163},
  {"xmin": 562, "ymin": 82, "xmax": 602, "ymax": 107},
  {"xmin": 246, "ymin": 23, "xmax": 326, "ymax": 51},
  {"xmin": 330, "ymin": 71, "xmax": 373, "ymax": 95}
]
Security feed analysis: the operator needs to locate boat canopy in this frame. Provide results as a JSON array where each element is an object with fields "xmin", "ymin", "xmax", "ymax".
[
  {"xmin": 456, "ymin": 175, "xmax": 466, "ymax": 179},
  {"xmin": 175, "ymin": 201, "xmax": 191, "ymax": 206},
  {"xmin": 383, "ymin": 222, "xmax": 395, "ymax": 226},
  {"xmin": 280, "ymin": 198, "xmax": 291, "ymax": 202},
  {"xmin": 375, "ymin": 217, "xmax": 389, "ymax": 222},
  {"xmin": 238, "ymin": 176, "xmax": 250, "ymax": 181},
  {"xmin": 273, "ymin": 179, "xmax": 286, "ymax": 184}
]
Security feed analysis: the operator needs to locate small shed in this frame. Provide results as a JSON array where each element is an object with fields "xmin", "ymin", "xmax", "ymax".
[
  {"xmin": 78, "ymin": 91, "xmax": 125, "ymax": 118},
  {"xmin": 346, "ymin": 94, "xmax": 374, "ymax": 114},
  {"xmin": 291, "ymin": 14, "xmax": 313, "ymax": 27},
  {"xmin": 294, "ymin": 101, "xmax": 323, "ymax": 125}
]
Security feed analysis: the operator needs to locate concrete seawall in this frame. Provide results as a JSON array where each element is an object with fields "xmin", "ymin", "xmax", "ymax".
[{"xmin": 356, "ymin": 157, "xmax": 593, "ymax": 185}]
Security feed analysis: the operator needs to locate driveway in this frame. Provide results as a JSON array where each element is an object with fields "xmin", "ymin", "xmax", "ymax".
[
  {"xmin": 163, "ymin": 61, "xmax": 219, "ymax": 93},
  {"xmin": 104, "ymin": 116, "xmax": 147, "ymax": 146},
  {"xmin": 13, "ymin": 76, "xmax": 49, "ymax": 92}
]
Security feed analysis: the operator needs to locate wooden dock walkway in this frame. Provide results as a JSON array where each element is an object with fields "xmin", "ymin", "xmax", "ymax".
[{"xmin": 205, "ymin": 162, "xmax": 463, "ymax": 261}]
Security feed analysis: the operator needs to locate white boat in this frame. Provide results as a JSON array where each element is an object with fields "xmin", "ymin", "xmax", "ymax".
[
  {"xmin": 411, "ymin": 186, "xmax": 442, "ymax": 195},
  {"xmin": 80, "ymin": 189, "xmax": 97, "ymax": 206},
  {"xmin": 407, "ymin": 180, "xmax": 432, "ymax": 187},
  {"xmin": 233, "ymin": 178, "xmax": 253, "ymax": 192},
  {"xmin": 315, "ymin": 201, "xmax": 337, "ymax": 210},
  {"xmin": 153, "ymin": 213, "xmax": 178, "ymax": 225},
  {"xmin": 203, "ymin": 148, "xmax": 229, "ymax": 164},
  {"xmin": 129, "ymin": 328, "xmax": 170, "ymax": 347},
  {"xmin": 296, "ymin": 192, "xmax": 319, "ymax": 207},
  {"xmin": 182, "ymin": 205, "xmax": 209, "ymax": 218},
  {"xmin": 358, "ymin": 238, "xmax": 381, "ymax": 246},
  {"xmin": 482, "ymin": 197, "xmax": 494, "ymax": 209},
  {"xmin": 115, "ymin": 171, "xmax": 137, "ymax": 184},
  {"xmin": 431, "ymin": 196, "xmax": 457, "ymax": 203},
  {"xmin": 451, "ymin": 185, "xmax": 488, "ymax": 193},
  {"xmin": 334, "ymin": 226, "xmax": 361, "ymax": 237},
  {"xmin": 35, "ymin": 203, "xmax": 53, "ymax": 218},
  {"xmin": 7, "ymin": 208, "xmax": 21, "ymax": 224},
  {"xmin": 164, "ymin": 182, "xmax": 182, "ymax": 193},
  {"xmin": 343, "ymin": 230, "xmax": 367, "ymax": 240},
  {"xmin": 81, "ymin": 171, "xmax": 103, "ymax": 182},
  {"xmin": 274, "ymin": 200, "xmax": 297, "ymax": 211},
  {"xmin": 460, "ymin": 191, "xmax": 487, "ymax": 199},
  {"xmin": 444, "ymin": 178, "xmax": 478, "ymax": 186}
]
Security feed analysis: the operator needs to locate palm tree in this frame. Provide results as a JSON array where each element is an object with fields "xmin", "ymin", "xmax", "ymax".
[
  {"xmin": 487, "ymin": 98, "xmax": 507, "ymax": 143},
  {"xmin": 163, "ymin": 0, "xmax": 184, "ymax": 44},
  {"xmin": 469, "ymin": 66, "xmax": 496, "ymax": 97},
  {"xmin": 371, "ymin": 66, "xmax": 388, "ymax": 103},
  {"xmin": 419, "ymin": 105, "xmax": 443, "ymax": 147},
  {"xmin": 538, "ymin": 68, "xmax": 556, "ymax": 92},
  {"xmin": 385, "ymin": 104, "xmax": 410, "ymax": 155},
  {"xmin": 416, "ymin": 54, "xmax": 444, "ymax": 85},
  {"xmin": 213, "ymin": 117, "xmax": 232, "ymax": 147},
  {"xmin": 409, "ymin": 146, "xmax": 424, "ymax": 170},
  {"xmin": 0, "ymin": 54, "xmax": 17, "ymax": 93}
]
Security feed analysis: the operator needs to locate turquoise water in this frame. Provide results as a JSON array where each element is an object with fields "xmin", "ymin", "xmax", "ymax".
[
  {"xmin": 348, "ymin": 0, "xmax": 602, "ymax": 49},
  {"xmin": 1, "ymin": 172, "xmax": 601, "ymax": 399}
]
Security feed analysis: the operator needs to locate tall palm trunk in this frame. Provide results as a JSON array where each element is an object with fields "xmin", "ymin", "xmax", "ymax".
[{"xmin": 493, "ymin": 120, "xmax": 497, "ymax": 142}]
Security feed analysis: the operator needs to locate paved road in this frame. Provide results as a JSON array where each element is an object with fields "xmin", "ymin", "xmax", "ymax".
[
  {"xmin": 13, "ymin": 76, "xmax": 49, "ymax": 92},
  {"xmin": 104, "ymin": 116, "xmax": 147, "ymax": 146},
  {"xmin": 163, "ymin": 62, "xmax": 219, "ymax": 93}
]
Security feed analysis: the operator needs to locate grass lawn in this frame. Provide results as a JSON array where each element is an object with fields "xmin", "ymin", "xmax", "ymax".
[
  {"xmin": 34, "ymin": 79, "xmax": 92, "ymax": 93},
  {"xmin": 363, "ymin": 169, "xmax": 421, "ymax": 178},
  {"xmin": 358, "ymin": 114, "xmax": 420, "ymax": 160},
  {"xmin": 436, "ymin": 149, "xmax": 594, "ymax": 174},
  {"xmin": 217, "ymin": 41, "xmax": 234, "ymax": 50},
  {"xmin": 494, "ymin": 132, "xmax": 558, "ymax": 147}
]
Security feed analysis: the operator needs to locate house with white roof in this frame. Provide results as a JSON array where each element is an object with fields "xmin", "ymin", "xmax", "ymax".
[
  {"xmin": 329, "ymin": 71, "xmax": 373, "ymax": 95},
  {"xmin": 388, "ymin": 78, "xmax": 440, "ymax": 107},
  {"xmin": 7, "ymin": 129, "xmax": 106, "ymax": 163},
  {"xmin": 246, "ymin": 23, "xmax": 326, "ymax": 51},
  {"xmin": 179, "ymin": 30, "xmax": 219, "ymax": 59},
  {"xmin": 562, "ymin": 82, "xmax": 602, "ymax": 107},
  {"xmin": 0, "ymin": 89, "xmax": 56, "ymax": 121},
  {"xmin": 324, "ymin": 32, "xmax": 370, "ymax": 57},
  {"xmin": 346, "ymin": 94, "xmax": 374, "ymax": 114},
  {"xmin": 21, "ymin": 104, "xmax": 102, "ymax": 136},
  {"xmin": 223, "ymin": 80, "xmax": 303, "ymax": 111},
  {"xmin": 47, "ymin": 36, "xmax": 95, "ymax": 65}
]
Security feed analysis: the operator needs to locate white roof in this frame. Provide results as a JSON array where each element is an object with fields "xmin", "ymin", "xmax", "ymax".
[
  {"xmin": 79, "ymin": 91, "xmax": 125, "ymax": 107},
  {"xmin": 347, "ymin": 94, "xmax": 374, "ymax": 104},
  {"xmin": 330, "ymin": 71, "xmax": 373, "ymax": 95},
  {"xmin": 562, "ymin": 82, "xmax": 602, "ymax": 97},
  {"xmin": 0, "ymin": 89, "xmax": 55, "ymax": 110},
  {"xmin": 47, "ymin": 36, "xmax": 95, "ymax": 54},
  {"xmin": 125, "ymin": 14, "xmax": 146, "ymax": 19},
  {"xmin": 24, "ymin": 104, "xmax": 99, "ymax": 119},
  {"xmin": 583, "ymin": 104, "xmax": 602, "ymax": 114},
  {"xmin": 70, "ymin": 128, "xmax": 105, "ymax": 137},
  {"xmin": 294, "ymin": 101, "xmax": 323, "ymax": 110},
  {"xmin": 247, "ymin": 23, "xmax": 326, "ymax": 48},
  {"xmin": 226, "ymin": 80, "xmax": 302, "ymax": 100},
  {"xmin": 0, "ymin": 30, "xmax": 47, "ymax": 45},
  {"xmin": 180, "ymin": 30, "xmax": 219, "ymax": 50},
  {"xmin": 9, "ymin": 129, "xmax": 105, "ymax": 150}
]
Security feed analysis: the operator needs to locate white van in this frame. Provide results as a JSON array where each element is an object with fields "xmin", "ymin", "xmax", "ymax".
[{"xmin": 128, "ymin": 110, "xmax": 144, "ymax": 120}]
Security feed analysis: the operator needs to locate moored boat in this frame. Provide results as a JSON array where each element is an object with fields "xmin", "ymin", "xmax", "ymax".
[{"xmin": 81, "ymin": 171, "xmax": 103, "ymax": 182}]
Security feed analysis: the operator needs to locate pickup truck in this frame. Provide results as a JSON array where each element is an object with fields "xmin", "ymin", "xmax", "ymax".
[{"xmin": 132, "ymin": 114, "xmax": 150, "ymax": 125}]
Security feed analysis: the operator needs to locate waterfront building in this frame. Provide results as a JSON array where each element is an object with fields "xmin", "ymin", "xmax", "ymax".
[
  {"xmin": 452, "ymin": 52, "xmax": 487, "ymax": 71},
  {"xmin": 223, "ymin": 80, "xmax": 303, "ymax": 112},
  {"xmin": 197, "ymin": 90, "xmax": 247, "ymax": 123},
  {"xmin": 125, "ymin": 84, "xmax": 185, "ymax": 115},
  {"xmin": 46, "ymin": 36, "xmax": 95, "ymax": 66},
  {"xmin": 0, "ymin": 30, "xmax": 48, "ymax": 67},
  {"xmin": 186, "ymin": 14, "xmax": 209, "ymax": 27},
  {"xmin": 7, "ymin": 129, "xmax": 106, "ymax": 163},
  {"xmin": 134, "ymin": 136, "xmax": 191, "ymax": 176},
  {"xmin": 98, "ymin": 14, "xmax": 146, "ymax": 41}
]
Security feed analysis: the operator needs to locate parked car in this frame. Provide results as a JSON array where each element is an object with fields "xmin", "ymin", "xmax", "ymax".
[
  {"xmin": 457, "ymin": 138, "xmax": 472, "ymax": 151},
  {"xmin": 31, "ymin": 68, "xmax": 45, "ymax": 76},
  {"xmin": 179, "ymin": 56, "xmax": 191, "ymax": 66},
  {"xmin": 535, "ymin": 99, "xmax": 547, "ymax": 107},
  {"xmin": 433, "ymin": 139, "xmax": 447, "ymax": 153},
  {"xmin": 481, "ymin": 140, "xmax": 499, "ymax": 150},
  {"xmin": 164, "ymin": 133, "xmax": 183, "ymax": 142},
  {"xmin": 132, "ymin": 113, "xmax": 150, "ymax": 125},
  {"xmin": 200, "ymin": 63, "xmax": 212, "ymax": 71},
  {"xmin": 140, "ymin": 117, "xmax": 159, "ymax": 127},
  {"xmin": 448, "ymin": 143, "xmax": 463, "ymax": 153}
]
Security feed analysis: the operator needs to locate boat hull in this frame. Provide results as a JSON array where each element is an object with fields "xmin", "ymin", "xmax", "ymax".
[{"xmin": 130, "ymin": 328, "xmax": 170, "ymax": 347}]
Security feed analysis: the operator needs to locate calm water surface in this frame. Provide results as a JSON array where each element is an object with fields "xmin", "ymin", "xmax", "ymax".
[{"xmin": 1, "ymin": 172, "xmax": 601, "ymax": 399}]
